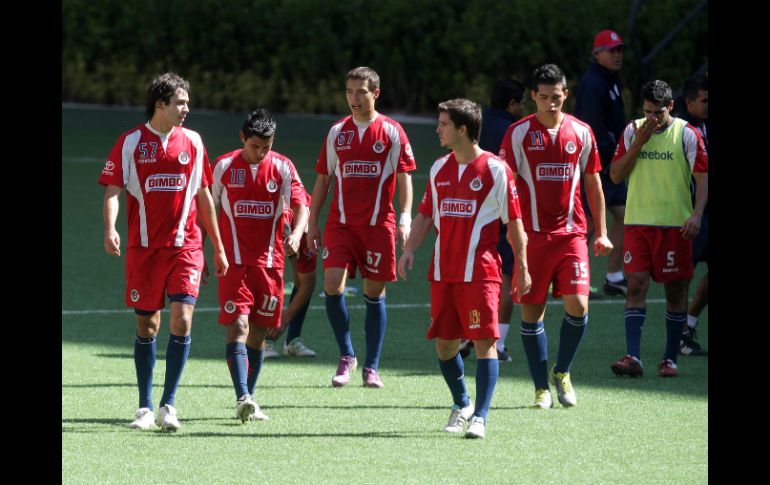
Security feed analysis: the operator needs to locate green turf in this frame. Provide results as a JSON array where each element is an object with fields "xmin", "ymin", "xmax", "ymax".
[{"xmin": 62, "ymin": 105, "xmax": 707, "ymax": 484}]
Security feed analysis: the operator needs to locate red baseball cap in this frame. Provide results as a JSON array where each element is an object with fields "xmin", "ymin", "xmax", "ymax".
[{"xmin": 593, "ymin": 30, "xmax": 624, "ymax": 52}]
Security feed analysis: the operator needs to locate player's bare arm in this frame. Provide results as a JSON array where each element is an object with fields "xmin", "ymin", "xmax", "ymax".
[
  {"xmin": 584, "ymin": 172, "xmax": 613, "ymax": 256},
  {"xmin": 506, "ymin": 218, "xmax": 531, "ymax": 296},
  {"xmin": 196, "ymin": 186, "xmax": 229, "ymax": 277},
  {"xmin": 285, "ymin": 204, "xmax": 309, "ymax": 255},
  {"xmin": 396, "ymin": 172, "xmax": 414, "ymax": 250},
  {"xmin": 307, "ymin": 174, "xmax": 331, "ymax": 251},
  {"xmin": 681, "ymin": 172, "xmax": 708, "ymax": 240},
  {"xmin": 397, "ymin": 212, "xmax": 432, "ymax": 280},
  {"xmin": 610, "ymin": 119, "xmax": 658, "ymax": 183},
  {"xmin": 103, "ymin": 184, "xmax": 123, "ymax": 256}
]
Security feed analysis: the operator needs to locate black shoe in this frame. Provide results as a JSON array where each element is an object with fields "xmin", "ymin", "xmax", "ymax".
[
  {"xmin": 497, "ymin": 347, "xmax": 513, "ymax": 362},
  {"xmin": 588, "ymin": 288, "xmax": 603, "ymax": 300},
  {"xmin": 680, "ymin": 329, "xmax": 708, "ymax": 356},
  {"xmin": 603, "ymin": 277, "xmax": 628, "ymax": 297},
  {"xmin": 458, "ymin": 340, "xmax": 473, "ymax": 359}
]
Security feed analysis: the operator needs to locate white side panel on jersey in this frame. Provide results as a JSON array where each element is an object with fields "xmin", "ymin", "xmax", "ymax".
[
  {"xmin": 212, "ymin": 156, "xmax": 240, "ymax": 264},
  {"xmin": 488, "ymin": 157, "xmax": 511, "ymax": 224},
  {"xmin": 682, "ymin": 125, "xmax": 699, "ymax": 172},
  {"xmin": 176, "ymin": 128, "xmax": 205, "ymax": 247},
  {"xmin": 566, "ymin": 121, "xmax": 593, "ymax": 232},
  {"xmin": 429, "ymin": 155, "xmax": 450, "ymax": 281},
  {"xmin": 463, "ymin": 161, "xmax": 507, "ymax": 281},
  {"xmin": 511, "ymin": 121, "xmax": 540, "ymax": 232},
  {"xmin": 221, "ymin": 189, "xmax": 241, "ymax": 265},
  {"xmin": 326, "ymin": 122, "xmax": 347, "ymax": 224},
  {"xmin": 121, "ymin": 130, "xmax": 147, "ymax": 246},
  {"xmin": 266, "ymin": 156, "xmax": 292, "ymax": 268},
  {"xmin": 369, "ymin": 121, "xmax": 402, "ymax": 225}
]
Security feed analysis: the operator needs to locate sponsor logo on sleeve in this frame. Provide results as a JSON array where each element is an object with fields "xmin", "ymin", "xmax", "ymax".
[
  {"xmin": 440, "ymin": 198, "xmax": 477, "ymax": 218},
  {"xmin": 145, "ymin": 173, "xmax": 187, "ymax": 192},
  {"xmin": 102, "ymin": 160, "xmax": 115, "ymax": 176},
  {"xmin": 535, "ymin": 163, "xmax": 573, "ymax": 181},
  {"xmin": 234, "ymin": 200, "xmax": 274, "ymax": 218}
]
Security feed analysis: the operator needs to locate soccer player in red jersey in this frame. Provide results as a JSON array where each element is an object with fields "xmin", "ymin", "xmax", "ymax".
[
  {"xmin": 499, "ymin": 64, "xmax": 613, "ymax": 409},
  {"xmin": 209, "ymin": 109, "xmax": 309, "ymax": 422},
  {"xmin": 307, "ymin": 67, "xmax": 416, "ymax": 388},
  {"xmin": 99, "ymin": 73, "xmax": 229, "ymax": 431},
  {"xmin": 399, "ymin": 98, "xmax": 530, "ymax": 439}
]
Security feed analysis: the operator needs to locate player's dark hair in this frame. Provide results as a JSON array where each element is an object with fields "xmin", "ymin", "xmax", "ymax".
[
  {"xmin": 682, "ymin": 74, "xmax": 708, "ymax": 101},
  {"xmin": 642, "ymin": 80, "xmax": 673, "ymax": 106},
  {"xmin": 490, "ymin": 78, "xmax": 525, "ymax": 109},
  {"xmin": 531, "ymin": 64, "xmax": 567, "ymax": 91},
  {"xmin": 242, "ymin": 109, "xmax": 277, "ymax": 139},
  {"xmin": 145, "ymin": 72, "xmax": 190, "ymax": 121},
  {"xmin": 438, "ymin": 98, "xmax": 482, "ymax": 143},
  {"xmin": 346, "ymin": 66, "xmax": 380, "ymax": 91}
]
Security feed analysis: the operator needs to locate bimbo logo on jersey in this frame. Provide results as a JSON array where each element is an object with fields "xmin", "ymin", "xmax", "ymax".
[
  {"xmin": 145, "ymin": 174, "xmax": 187, "ymax": 192},
  {"xmin": 235, "ymin": 200, "xmax": 274, "ymax": 218},
  {"xmin": 440, "ymin": 198, "xmax": 477, "ymax": 218},
  {"xmin": 343, "ymin": 160, "xmax": 381, "ymax": 178},
  {"xmin": 536, "ymin": 163, "xmax": 573, "ymax": 181}
]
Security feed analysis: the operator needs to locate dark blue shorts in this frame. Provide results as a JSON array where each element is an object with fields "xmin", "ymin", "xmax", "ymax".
[
  {"xmin": 497, "ymin": 224, "xmax": 514, "ymax": 275},
  {"xmin": 692, "ymin": 211, "xmax": 708, "ymax": 265},
  {"xmin": 582, "ymin": 171, "xmax": 628, "ymax": 218}
]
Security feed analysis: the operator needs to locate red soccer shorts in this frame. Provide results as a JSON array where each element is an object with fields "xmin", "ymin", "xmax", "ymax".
[
  {"xmin": 217, "ymin": 265, "xmax": 284, "ymax": 327},
  {"xmin": 125, "ymin": 246, "xmax": 204, "ymax": 311},
  {"xmin": 322, "ymin": 223, "xmax": 396, "ymax": 281},
  {"xmin": 623, "ymin": 226, "xmax": 693, "ymax": 283},
  {"xmin": 514, "ymin": 232, "xmax": 590, "ymax": 304},
  {"xmin": 293, "ymin": 234, "xmax": 318, "ymax": 274},
  {"xmin": 427, "ymin": 280, "xmax": 501, "ymax": 341}
]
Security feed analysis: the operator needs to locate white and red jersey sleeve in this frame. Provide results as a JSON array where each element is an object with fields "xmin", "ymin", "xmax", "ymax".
[
  {"xmin": 98, "ymin": 123, "xmax": 211, "ymax": 249},
  {"xmin": 418, "ymin": 151, "xmax": 520, "ymax": 283},
  {"xmin": 499, "ymin": 113, "xmax": 599, "ymax": 235},
  {"xmin": 211, "ymin": 149, "xmax": 304, "ymax": 268},
  {"xmin": 315, "ymin": 114, "xmax": 416, "ymax": 227}
]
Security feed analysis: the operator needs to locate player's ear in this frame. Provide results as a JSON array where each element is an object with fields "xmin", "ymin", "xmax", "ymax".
[{"xmin": 373, "ymin": 88, "xmax": 381, "ymax": 100}]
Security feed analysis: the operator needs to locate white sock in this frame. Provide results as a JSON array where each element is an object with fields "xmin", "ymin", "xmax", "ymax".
[
  {"xmin": 606, "ymin": 271, "xmax": 625, "ymax": 283},
  {"xmin": 497, "ymin": 323, "xmax": 510, "ymax": 351},
  {"xmin": 687, "ymin": 314, "xmax": 698, "ymax": 329}
]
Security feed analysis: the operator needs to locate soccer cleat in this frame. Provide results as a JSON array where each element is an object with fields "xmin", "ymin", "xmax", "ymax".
[
  {"xmin": 283, "ymin": 337, "xmax": 317, "ymax": 357},
  {"xmin": 658, "ymin": 359, "xmax": 679, "ymax": 377},
  {"xmin": 362, "ymin": 367, "xmax": 384, "ymax": 388},
  {"xmin": 443, "ymin": 403, "xmax": 474, "ymax": 433},
  {"xmin": 603, "ymin": 277, "xmax": 628, "ymax": 296},
  {"xmin": 464, "ymin": 416, "xmax": 486, "ymax": 439},
  {"xmin": 458, "ymin": 339, "xmax": 473, "ymax": 359},
  {"xmin": 129, "ymin": 407, "xmax": 155, "ymax": 429},
  {"xmin": 549, "ymin": 366, "xmax": 577, "ymax": 407},
  {"xmin": 248, "ymin": 403, "xmax": 270, "ymax": 421},
  {"xmin": 235, "ymin": 395, "xmax": 257, "ymax": 423},
  {"xmin": 531, "ymin": 389, "xmax": 553, "ymax": 409},
  {"xmin": 155, "ymin": 404, "xmax": 181, "ymax": 431},
  {"xmin": 680, "ymin": 329, "xmax": 708, "ymax": 356},
  {"xmin": 263, "ymin": 340, "xmax": 280, "ymax": 359},
  {"xmin": 331, "ymin": 355, "xmax": 358, "ymax": 387},
  {"xmin": 588, "ymin": 286, "xmax": 603, "ymax": 300},
  {"xmin": 611, "ymin": 355, "xmax": 644, "ymax": 377},
  {"xmin": 496, "ymin": 346, "xmax": 513, "ymax": 362}
]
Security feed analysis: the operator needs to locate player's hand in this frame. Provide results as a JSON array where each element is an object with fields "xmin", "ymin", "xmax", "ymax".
[
  {"xmin": 397, "ymin": 251, "xmax": 414, "ymax": 280},
  {"xmin": 201, "ymin": 261, "xmax": 210, "ymax": 286},
  {"xmin": 284, "ymin": 232, "xmax": 301, "ymax": 256},
  {"xmin": 214, "ymin": 249, "xmax": 229, "ymax": 277},
  {"xmin": 633, "ymin": 117, "xmax": 660, "ymax": 147},
  {"xmin": 593, "ymin": 235, "xmax": 614, "ymax": 256},
  {"xmin": 680, "ymin": 213, "xmax": 702, "ymax": 240},
  {"xmin": 306, "ymin": 225, "xmax": 321, "ymax": 253},
  {"xmin": 514, "ymin": 268, "xmax": 531, "ymax": 298},
  {"xmin": 397, "ymin": 224, "xmax": 410, "ymax": 251},
  {"xmin": 104, "ymin": 230, "xmax": 121, "ymax": 256},
  {"xmin": 265, "ymin": 322, "xmax": 287, "ymax": 340}
]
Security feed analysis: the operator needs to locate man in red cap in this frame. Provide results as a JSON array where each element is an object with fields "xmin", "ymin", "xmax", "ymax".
[{"xmin": 575, "ymin": 29, "xmax": 629, "ymax": 299}]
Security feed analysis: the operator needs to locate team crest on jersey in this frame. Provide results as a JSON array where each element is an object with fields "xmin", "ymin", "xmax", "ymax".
[
  {"xmin": 565, "ymin": 141, "xmax": 577, "ymax": 154},
  {"xmin": 224, "ymin": 300, "xmax": 237, "ymax": 313},
  {"xmin": 322, "ymin": 247, "xmax": 329, "ymax": 259},
  {"xmin": 130, "ymin": 289, "xmax": 140, "ymax": 303},
  {"xmin": 469, "ymin": 177, "xmax": 483, "ymax": 191},
  {"xmin": 624, "ymin": 251, "xmax": 632, "ymax": 264},
  {"xmin": 178, "ymin": 151, "xmax": 191, "ymax": 165},
  {"xmin": 266, "ymin": 179, "xmax": 279, "ymax": 193},
  {"xmin": 372, "ymin": 140, "xmax": 386, "ymax": 153}
]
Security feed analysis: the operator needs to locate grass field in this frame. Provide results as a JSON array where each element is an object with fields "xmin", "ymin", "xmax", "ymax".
[{"xmin": 62, "ymin": 105, "xmax": 707, "ymax": 484}]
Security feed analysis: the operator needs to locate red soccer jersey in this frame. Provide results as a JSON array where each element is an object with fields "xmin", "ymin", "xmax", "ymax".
[
  {"xmin": 499, "ymin": 113, "xmax": 601, "ymax": 235},
  {"xmin": 211, "ymin": 149, "xmax": 306, "ymax": 268},
  {"xmin": 417, "ymin": 151, "xmax": 521, "ymax": 283},
  {"xmin": 98, "ymin": 123, "xmax": 212, "ymax": 248},
  {"xmin": 315, "ymin": 114, "xmax": 417, "ymax": 227}
]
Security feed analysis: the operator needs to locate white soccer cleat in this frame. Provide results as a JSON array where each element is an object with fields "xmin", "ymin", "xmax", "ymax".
[
  {"xmin": 443, "ymin": 403, "xmax": 474, "ymax": 433},
  {"xmin": 155, "ymin": 404, "xmax": 181, "ymax": 431},
  {"xmin": 531, "ymin": 389, "xmax": 553, "ymax": 409},
  {"xmin": 128, "ymin": 407, "xmax": 155, "ymax": 429},
  {"xmin": 283, "ymin": 338, "xmax": 317, "ymax": 357},
  {"xmin": 248, "ymin": 403, "xmax": 270, "ymax": 421},
  {"xmin": 549, "ymin": 366, "xmax": 577, "ymax": 407},
  {"xmin": 263, "ymin": 340, "xmax": 280, "ymax": 359},
  {"xmin": 235, "ymin": 395, "xmax": 257, "ymax": 423},
  {"xmin": 464, "ymin": 416, "xmax": 486, "ymax": 439}
]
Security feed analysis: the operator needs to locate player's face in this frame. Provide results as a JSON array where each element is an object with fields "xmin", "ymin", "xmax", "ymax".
[
  {"xmin": 158, "ymin": 88, "xmax": 190, "ymax": 127},
  {"xmin": 595, "ymin": 46, "xmax": 624, "ymax": 71},
  {"xmin": 686, "ymin": 89, "xmax": 708, "ymax": 121},
  {"xmin": 346, "ymin": 78, "xmax": 379, "ymax": 121},
  {"xmin": 436, "ymin": 112, "xmax": 460, "ymax": 149},
  {"xmin": 642, "ymin": 100, "xmax": 674, "ymax": 129},
  {"xmin": 531, "ymin": 83, "xmax": 567, "ymax": 117},
  {"xmin": 240, "ymin": 133, "xmax": 274, "ymax": 164}
]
